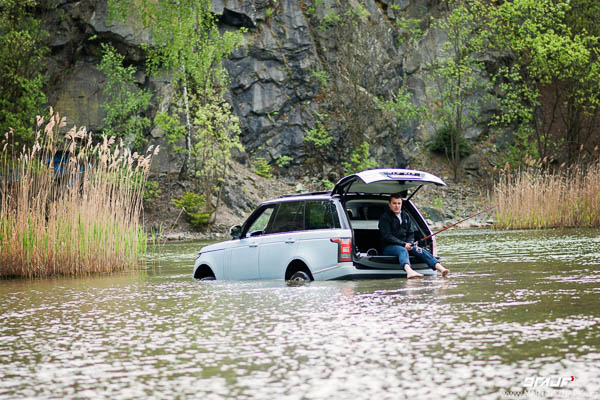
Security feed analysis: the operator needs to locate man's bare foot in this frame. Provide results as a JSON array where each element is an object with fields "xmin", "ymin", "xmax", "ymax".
[
  {"xmin": 435, "ymin": 263, "xmax": 450, "ymax": 277},
  {"xmin": 404, "ymin": 264, "xmax": 424, "ymax": 279}
]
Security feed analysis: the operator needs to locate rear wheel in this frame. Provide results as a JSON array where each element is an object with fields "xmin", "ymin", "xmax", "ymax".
[{"xmin": 290, "ymin": 270, "xmax": 310, "ymax": 282}]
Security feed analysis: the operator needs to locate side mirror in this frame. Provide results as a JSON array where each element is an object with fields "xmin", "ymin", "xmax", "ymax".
[{"xmin": 229, "ymin": 225, "xmax": 242, "ymax": 239}]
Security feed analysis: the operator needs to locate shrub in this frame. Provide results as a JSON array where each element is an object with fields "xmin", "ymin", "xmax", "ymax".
[
  {"xmin": 172, "ymin": 192, "xmax": 212, "ymax": 229},
  {"xmin": 427, "ymin": 125, "xmax": 472, "ymax": 159},
  {"xmin": 253, "ymin": 157, "xmax": 273, "ymax": 178}
]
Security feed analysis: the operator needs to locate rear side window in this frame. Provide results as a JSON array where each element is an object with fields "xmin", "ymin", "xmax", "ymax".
[
  {"xmin": 267, "ymin": 201, "xmax": 305, "ymax": 234},
  {"xmin": 305, "ymin": 201, "xmax": 341, "ymax": 230}
]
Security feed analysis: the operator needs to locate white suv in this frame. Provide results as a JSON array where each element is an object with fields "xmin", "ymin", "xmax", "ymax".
[{"xmin": 193, "ymin": 169, "xmax": 446, "ymax": 281}]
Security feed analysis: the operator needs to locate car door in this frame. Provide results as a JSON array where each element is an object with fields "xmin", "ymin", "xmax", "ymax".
[
  {"xmin": 293, "ymin": 200, "xmax": 344, "ymax": 273},
  {"xmin": 226, "ymin": 205, "xmax": 275, "ymax": 280},
  {"xmin": 257, "ymin": 201, "xmax": 304, "ymax": 279}
]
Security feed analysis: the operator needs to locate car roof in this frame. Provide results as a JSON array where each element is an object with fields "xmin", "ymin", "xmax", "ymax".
[{"xmin": 261, "ymin": 192, "xmax": 334, "ymax": 205}]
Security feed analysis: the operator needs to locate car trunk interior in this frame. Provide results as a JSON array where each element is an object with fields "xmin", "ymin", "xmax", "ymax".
[{"xmin": 343, "ymin": 197, "xmax": 434, "ymax": 269}]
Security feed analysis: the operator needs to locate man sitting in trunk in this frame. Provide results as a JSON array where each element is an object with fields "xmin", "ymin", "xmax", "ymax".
[{"xmin": 378, "ymin": 192, "xmax": 450, "ymax": 278}]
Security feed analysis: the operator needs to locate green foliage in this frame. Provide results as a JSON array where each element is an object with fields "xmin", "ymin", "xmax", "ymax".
[
  {"xmin": 311, "ymin": 68, "xmax": 329, "ymax": 87},
  {"xmin": 98, "ymin": 43, "xmax": 152, "ymax": 148},
  {"xmin": 502, "ymin": 127, "xmax": 540, "ymax": 168},
  {"xmin": 342, "ymin": 142, "xmax": 378, "ymax": 175},
  {"xmin": 276, "ymin": 155, "xmax": 293, "ymax": 168},
  {"xmin": 109, "ymin": 0, "xmax": 246, "ymax": 224},
  {"xmin": 253, "ymin": 157, "xmax": 273, "ymax": 178},
  {"xmin": 479, "ymin": 0, "xmax": 600, "ymax": 165},
  {"xmin": 377, "ymin": 87, "xmax": 425, "ymax": 128},
  {"xmin": 154, "ymin": 111, "xmax": 186, "ymax": 152},
  {"xmin": 190, "ymin": 92, "xmax": 244, "ymax": 203},
  {"xmin": 172, "ymin": 192, "xmax": 211, "ymax": 229},
  {"xmin": 0, "ymin": 0, "xmax": 48, "ymax": 146},
  {"xmin": 321, "ymin": 179, "xmax": 334, "ymax": 190},
  {"xmin": 319, "ymin": 11, "xmax": 341, "ymax": 30},
  {"xmin": 109, "ymin": 0, "xmax": 245, "ymax": 88},
  {"xmin": 306, "ymin": 0, "xmax": 324, "ymax": 15},
  {"xmin": 305, "ymin": 119, "xmax": 333, "ymax": 148},
  {"xmin": 396, "ymin": 17, "xmax": 423, "ymax": 46},
  {"xmin": 304, "ymin": 115, "xmax": 333, "ymax": 172},
  {"xmin": 157, "ymin": 90, "xmax": 243, "ymax": 223},
  {"xmin": 143, "ymin": 179, "xmax": 162, "ymax": 205},
  {"xmin": 427, "ymin": 125, "xmax": 472, "ymax": 159}
]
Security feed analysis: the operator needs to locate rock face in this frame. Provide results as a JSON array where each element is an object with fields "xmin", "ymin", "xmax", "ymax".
[{"xmin": 43, "ymin": 0, "xmax": 494, "ymax": 177}]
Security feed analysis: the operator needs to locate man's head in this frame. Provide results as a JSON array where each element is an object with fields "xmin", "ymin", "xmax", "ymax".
[{"xmin": 388, "ymin": 192, "xmax": 404, "ymax": 215}]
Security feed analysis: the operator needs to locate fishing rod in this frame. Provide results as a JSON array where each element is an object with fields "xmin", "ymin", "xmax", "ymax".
[{"xmin": 417, "ymin": 204, "xmax": 497, "ymax": 243}]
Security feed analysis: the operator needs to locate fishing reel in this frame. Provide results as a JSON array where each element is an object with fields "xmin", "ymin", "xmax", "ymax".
[{"xmin": 412, "ymin": 241, "xmax": 424, "ymax": 254}]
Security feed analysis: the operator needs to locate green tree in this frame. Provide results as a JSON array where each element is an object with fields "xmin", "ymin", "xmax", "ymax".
[
  {"xmin": 482, "ymin": 0, "xmax": 600, "ymax": 166},
  {"xmin": 377, "ymin": 86, "xmax": 425, "ymax": 129},
  {"xmin": 109, "ymin": 0, "xmax": 245, "ymax": 223},
  {"xmin": 189, "ymin": 92, "xmax": 243, "ymax": 212},
  {"xmin": 98, "ymin": 43, "xmax": 152, "ymax": 148},
  {"xmin": 428, "ymin": 0, "xmax": 491, "ymax": 181},
  {"xmin": 561, "ymin": 0, "xmax": 600, "ymax": 163},
  {"xmin": 108, "ymin": 0, "xmax": 245, "ymax": 178},
  {"xmin": 0, "ymin": 0, "xmax": 48, "ymax": 145}
]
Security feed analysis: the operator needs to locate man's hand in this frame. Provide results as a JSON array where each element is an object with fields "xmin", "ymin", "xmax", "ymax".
[{"xmin": 404, "ymin": 242, "xmax": 413, "ymax": 251}]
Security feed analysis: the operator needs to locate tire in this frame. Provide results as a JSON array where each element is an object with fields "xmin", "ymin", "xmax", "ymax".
[{"xmin": 289, "ymin": 270, "xmax": 310, "ymax": 282}]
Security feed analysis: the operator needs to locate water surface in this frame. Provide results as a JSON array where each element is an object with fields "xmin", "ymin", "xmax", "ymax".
[{"xmin": 1, "ymin": 229, "xmax": 599, "ymax": 399}]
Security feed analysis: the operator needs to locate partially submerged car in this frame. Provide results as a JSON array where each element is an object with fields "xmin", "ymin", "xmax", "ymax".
[{"xmin": 194, "ymin": 169, "xmax": 446, "ymax": 281}]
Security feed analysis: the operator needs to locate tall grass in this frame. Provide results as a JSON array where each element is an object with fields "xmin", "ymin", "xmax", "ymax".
[
  {"xmin": 0, "ymin": 110, "xmax": 158, "ymax": 278},
  {"xmin": 493, "ymin": 159, "xmax": 600, "ymax": 229}
]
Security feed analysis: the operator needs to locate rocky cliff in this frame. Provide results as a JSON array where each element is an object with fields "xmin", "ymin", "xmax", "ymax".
[{"xmin": 43, "ymin": 0, "xmax": 495, "ymax": 181}]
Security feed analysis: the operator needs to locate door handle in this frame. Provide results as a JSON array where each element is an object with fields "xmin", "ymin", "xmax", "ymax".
[
  {"xmin": 285, "ymin": 239, "xmax": 295, "ymax": 244},
  {"xmin": 249, "ymin": 244, "xmax": 258, "ymax": 248}
]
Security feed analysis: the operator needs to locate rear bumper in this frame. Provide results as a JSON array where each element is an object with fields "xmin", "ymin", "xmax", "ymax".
[{"xmin": 311, "ymin": 261, "xmax": 436, "ymax": 280}]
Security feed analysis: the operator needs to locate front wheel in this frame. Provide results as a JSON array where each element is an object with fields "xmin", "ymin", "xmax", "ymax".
[{"xmin": 290, "ymin": 271, "xmax": 310, "ymax": 282}]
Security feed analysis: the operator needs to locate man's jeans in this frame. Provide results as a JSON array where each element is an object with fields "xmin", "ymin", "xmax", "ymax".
[{"xmin": 382, "ymin": 244, "xmax": 438, "ymax": 269}]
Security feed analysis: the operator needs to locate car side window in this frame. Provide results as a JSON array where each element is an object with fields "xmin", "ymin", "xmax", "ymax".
[
  {"xmin": 267, "ymin": 201, "xmax": 305, "ymax": 234},
  {"xmin": 246, "ymin": 205, "xmax": 276, "ymax": 236},
  {"xmin": 305, "ymin": 200, "xmax": 341, "ymax": 230}
]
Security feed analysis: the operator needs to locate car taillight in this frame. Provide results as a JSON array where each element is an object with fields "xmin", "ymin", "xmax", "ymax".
[{"xmin": 330, "ymin": 238, "xmax": 352, "ymax": 262}]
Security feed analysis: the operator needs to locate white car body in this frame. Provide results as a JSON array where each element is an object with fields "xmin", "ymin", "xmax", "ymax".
[{"xmin": 194, "ymin": 169, "xmax": 446, "ymax": 281}]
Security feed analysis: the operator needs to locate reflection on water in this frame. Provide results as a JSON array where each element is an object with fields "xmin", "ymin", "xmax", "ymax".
[{"xmin": 1, "ymin": 229, "xmax": 599, "ymax": 399}]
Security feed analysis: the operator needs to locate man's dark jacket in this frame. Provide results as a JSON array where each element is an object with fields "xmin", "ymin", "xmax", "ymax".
[{"xmin": 378, "ymin": 208, "xmax": 415, "ymax": 249}]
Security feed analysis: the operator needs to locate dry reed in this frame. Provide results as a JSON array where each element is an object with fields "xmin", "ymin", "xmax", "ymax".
[
  {"xmin": 0, "ymin": 109, "xmax": 159, "ymax": 278},
  {"xmin": 493, "ymin": 158, "xmax": 600, "ymax": 229}
]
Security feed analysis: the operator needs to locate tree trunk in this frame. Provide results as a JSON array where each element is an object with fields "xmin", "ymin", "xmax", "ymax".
[{"xmin": 178, "ymin": 64, "xmax": 193, "ymax": 181}]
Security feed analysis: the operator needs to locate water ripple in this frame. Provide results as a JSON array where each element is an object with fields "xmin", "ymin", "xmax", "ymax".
[{"xmin": 1, "ymin": 229, "xmax": 599, "ymax": 399}]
